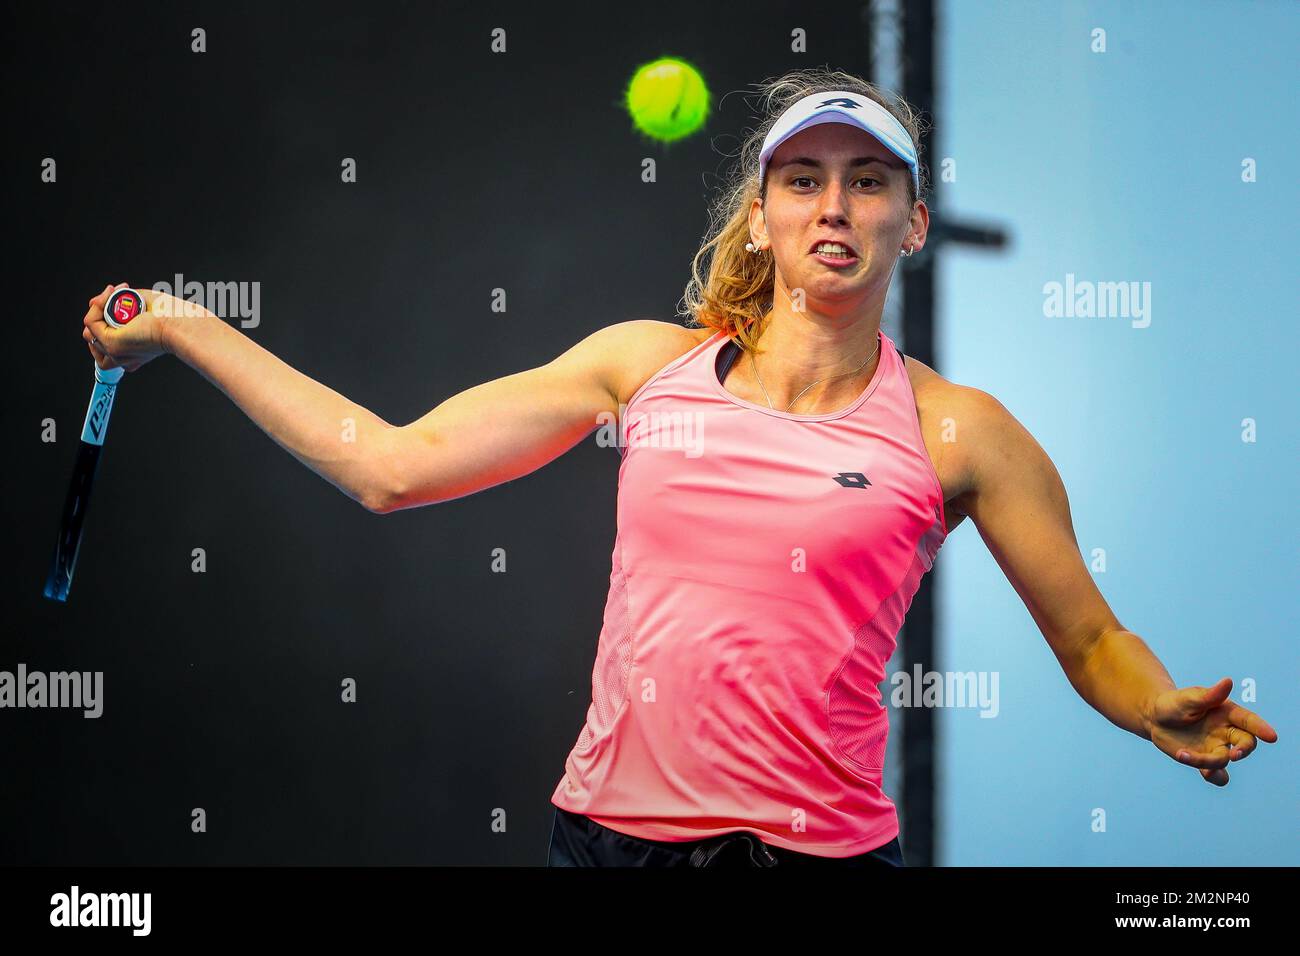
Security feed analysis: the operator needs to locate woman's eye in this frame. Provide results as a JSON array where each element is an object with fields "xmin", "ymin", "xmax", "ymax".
[{"xmin": 790, "ymin": 176, "xmax": 879, "ymax": 189}]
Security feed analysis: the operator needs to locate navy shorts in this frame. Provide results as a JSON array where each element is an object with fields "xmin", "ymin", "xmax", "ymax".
[{"xmin": 546, "ymin": 806, "xmax": 905, "ymax": 867}]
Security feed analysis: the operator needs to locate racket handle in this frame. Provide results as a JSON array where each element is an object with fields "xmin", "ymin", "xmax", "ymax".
[
  {"xmin": 43, "ymin": 363, "xmax": 127, "ymax": 602},
  {"xmin": 82, "ymin": 363, "xmax": 125, "ymax": 445}
]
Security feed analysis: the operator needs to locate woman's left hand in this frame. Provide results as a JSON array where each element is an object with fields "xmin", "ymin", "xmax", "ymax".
[{"xmin": 1147, "ymin": 677, "xmax": 1278, "ymax": 786}]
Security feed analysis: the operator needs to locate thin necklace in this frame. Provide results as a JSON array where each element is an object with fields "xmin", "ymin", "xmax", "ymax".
[{"xmin": 749, "ymin": 333, "xmax": 881, "ymax": 413}]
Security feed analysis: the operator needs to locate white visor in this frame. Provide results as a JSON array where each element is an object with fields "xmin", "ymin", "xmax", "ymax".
[{"xmin": 757, "ymin": 90, "xmax": 919, "ymax": 195}]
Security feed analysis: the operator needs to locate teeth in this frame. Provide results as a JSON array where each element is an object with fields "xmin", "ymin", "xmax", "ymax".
[{"xmin": 815, "ymin": 243, "xmax": 852, "ymax": 257}]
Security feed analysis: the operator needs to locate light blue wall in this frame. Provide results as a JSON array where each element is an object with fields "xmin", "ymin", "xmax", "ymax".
[{"xmin": 935, "ymin": 0, "xmax": 1297, "ymax": 865}]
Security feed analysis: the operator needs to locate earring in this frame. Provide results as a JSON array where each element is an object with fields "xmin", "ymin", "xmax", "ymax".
[
  {"xmin": 899, "ymin": 243, "xmax": 914, "ymax": 258},
  {"xmin": 745, "ymin": 241, "xmax": 758, "ymax": 253}
]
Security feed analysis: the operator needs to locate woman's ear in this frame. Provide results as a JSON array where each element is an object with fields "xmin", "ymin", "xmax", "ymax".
[{"xmin": 748, "ymin": 197, "xmax": 767, "ymax": 247}]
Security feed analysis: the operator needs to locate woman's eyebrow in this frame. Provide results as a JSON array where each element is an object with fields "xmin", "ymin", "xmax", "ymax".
[{"xmin": 776, "ymin": 156, "xmax": 895, "ymax": 172}]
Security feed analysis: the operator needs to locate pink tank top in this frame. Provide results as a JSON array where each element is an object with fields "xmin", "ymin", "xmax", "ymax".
[{"xmin": 550, "ymin": 327, "xmax": 947, "ymax": 857}]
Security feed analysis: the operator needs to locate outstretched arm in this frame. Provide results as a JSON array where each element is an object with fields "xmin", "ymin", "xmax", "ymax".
[
  {"xmin": 954, "ymin": 390, "xmax": 1278, "ymax": 786},
  {"xmin": 82, "ymin": 283, "xmax": 639, "ymax": 514}
]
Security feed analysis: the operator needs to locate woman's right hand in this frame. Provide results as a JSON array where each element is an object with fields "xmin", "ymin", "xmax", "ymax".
[{"xmin": 82, "ymin": 283, "xmax": 210, "ymax": 373}]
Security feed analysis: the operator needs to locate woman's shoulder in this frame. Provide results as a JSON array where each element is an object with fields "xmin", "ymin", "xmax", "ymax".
[
  {"xmin": 899, "ymin": 351, "xmax": 1029, "ymax": 527},
  {"xmin": 900, "ymin": 353, "xmax": 1012, "ymax": 452},
  {"xmin": 899, "ymin": 350, "xmax": 980, "ymax": 409},
  {"xmin": 601, "ymin": 320, "xmax": 717, "ymax": 407}
]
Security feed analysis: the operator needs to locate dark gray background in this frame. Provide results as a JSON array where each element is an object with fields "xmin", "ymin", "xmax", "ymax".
[{"xmin": 4, "ymin": 0, "xmax": 878, "ymax": 863}]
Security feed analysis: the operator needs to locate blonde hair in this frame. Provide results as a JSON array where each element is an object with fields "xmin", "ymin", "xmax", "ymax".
[{"xmin": 678, "ymin": 68, "xmax": 930, "ymax": 353}]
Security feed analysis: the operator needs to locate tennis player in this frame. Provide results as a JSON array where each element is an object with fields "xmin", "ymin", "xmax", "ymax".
[{"xmin": 80, "ymin": 68, "xmax": 1278, "ymax": 868}]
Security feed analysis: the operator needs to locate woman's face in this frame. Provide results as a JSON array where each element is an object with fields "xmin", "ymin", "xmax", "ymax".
[{"xmin": 752, "ymin": 122, "xmax": 924, "ymax": 310}]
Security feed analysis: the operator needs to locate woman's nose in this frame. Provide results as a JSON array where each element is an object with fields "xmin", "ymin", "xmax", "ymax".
[{"xmin": 816, "ymin": 182, "xmax": 850, "ymax": 221}]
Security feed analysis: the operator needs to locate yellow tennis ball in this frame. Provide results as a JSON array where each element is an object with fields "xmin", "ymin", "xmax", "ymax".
[{"xmin": 625, "ymin": 57, "xmax": 710, "ymax": 143}]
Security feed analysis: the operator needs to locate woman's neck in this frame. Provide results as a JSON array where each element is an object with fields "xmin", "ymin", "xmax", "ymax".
[{"xmin": 738, "ymin": 310, "xmax": 883, "ymax": 413}]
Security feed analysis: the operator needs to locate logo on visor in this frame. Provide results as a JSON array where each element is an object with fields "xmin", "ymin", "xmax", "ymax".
[{"xmin": 818, "ymin": 97, "xmax": 861, "ymax": 110}]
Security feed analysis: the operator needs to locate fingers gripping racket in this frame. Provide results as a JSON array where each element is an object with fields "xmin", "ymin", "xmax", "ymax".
[{"xmin": 43, "ymin": 287, "xmax": 143, "ymax": 602}]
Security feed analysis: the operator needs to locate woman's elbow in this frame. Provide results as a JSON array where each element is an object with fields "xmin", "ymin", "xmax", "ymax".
[
  {"xmin": 362, "ymin": 468, "xmax": 434, "ymax": 514},
  {"xmin": 362, "ymin": 487, "xmax": 396, "ymax": 515},
  {"xmin": 359, "ymin": 458, "xmax": 404, "ymax": 515},
  {"xmin": 361, "ymin": 464, "xmax": 417, "ymax": 514},
  {"xmin": 360, "ymin": 425, "xmax": 415, "ymax": 514}
]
